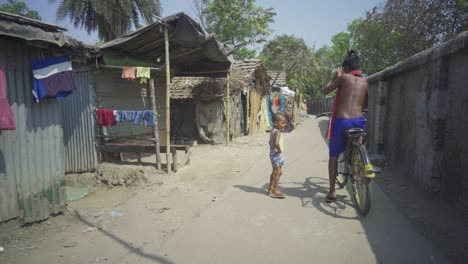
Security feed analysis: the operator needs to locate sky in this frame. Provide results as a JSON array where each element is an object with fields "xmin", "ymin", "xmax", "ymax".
[{"xmin": 2, "ymin": 0, "xmax": 385, "ymax": 50}]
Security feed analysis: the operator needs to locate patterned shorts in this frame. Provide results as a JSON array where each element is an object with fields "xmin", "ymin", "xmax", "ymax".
[{"xmin": 270, "ymin": 152, "xmax": 285, "ymax": 168}]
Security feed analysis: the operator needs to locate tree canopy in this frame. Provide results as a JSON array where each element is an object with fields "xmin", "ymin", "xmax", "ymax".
[
  {"xmin": 0, "ymin": 0, "xmax": 41, "ymax": 20},
  {"xmin": 52, "ymin": 0, "xmax": 162, "ymax": 42},
  {"xmin": 195, "ymin": 0, "xmax": 275, "ymax": 59},
  {"xmin": 259, "ymin": 0, "xmax": 468, "ymax": 99}
]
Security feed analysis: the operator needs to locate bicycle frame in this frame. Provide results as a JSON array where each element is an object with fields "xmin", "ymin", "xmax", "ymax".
[{"xmin": 342, "ymin": 130, "xmax": 367, "ymax": 177}]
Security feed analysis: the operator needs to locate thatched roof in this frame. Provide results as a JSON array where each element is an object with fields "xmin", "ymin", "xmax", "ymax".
[
  {"xmin": 171, "ymin": 73, "xmax": 245, "ymax": 101},
  {"xmin": 233, "ymin": 59, "xmax": 262, "ymax": 78},
  {"xmin": 233, "ymin": 59, "xmax": 271, "ymax": 95},
  {"xmin": 267, "ymin": 70, "xmax": 287, "ymax": 86},
  {"xmin": 170, "ymin": 59, "xmax": 272, "ymax": 101}
]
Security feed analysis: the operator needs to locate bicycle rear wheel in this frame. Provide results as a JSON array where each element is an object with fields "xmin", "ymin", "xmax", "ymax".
[
  {"xmin": 350, "ymin": 144, "xmax": 372, "ymax": 216},
  {"xmin": 336, "ymin": 153, "xmax": 348, "ymax": 188}
]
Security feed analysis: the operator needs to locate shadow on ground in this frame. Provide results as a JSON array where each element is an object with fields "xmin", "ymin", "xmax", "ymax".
[
  {"xmin": 234, "ymin": 176, "xmax": 360, "ymax": 220},
  {"xmin": 73, "ymin": 210, "xmax": 174, "ymax": 264}
]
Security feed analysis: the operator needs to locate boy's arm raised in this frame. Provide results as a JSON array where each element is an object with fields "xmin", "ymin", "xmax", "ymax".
[{"xmin": 323, "ymin": 69, "xmax": 344, "ymax": 94}]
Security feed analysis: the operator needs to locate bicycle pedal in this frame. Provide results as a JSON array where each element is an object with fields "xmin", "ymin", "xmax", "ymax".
[
  {"xmin": 373, "ymin": 166, "xmax": 382, "ymax": 174},
  {"xmin": 365, "ymin": 164, "xmax": 376, "ymax": 178}
]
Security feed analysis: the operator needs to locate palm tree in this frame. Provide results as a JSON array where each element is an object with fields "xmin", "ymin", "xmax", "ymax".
[{"xmin": 51, "ymin": 0, "xmax": 161, "ymax": 42}]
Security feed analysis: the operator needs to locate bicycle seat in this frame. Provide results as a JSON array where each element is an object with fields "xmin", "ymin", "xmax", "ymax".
[{"xmin": 345, "ymin": 128, "xmax": 366, "ymax": 136}]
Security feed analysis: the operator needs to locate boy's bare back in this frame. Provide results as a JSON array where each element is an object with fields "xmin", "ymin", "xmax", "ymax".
[{"xmin": 336, "ymin": 73, "xmax": 368, "ymax": 118}]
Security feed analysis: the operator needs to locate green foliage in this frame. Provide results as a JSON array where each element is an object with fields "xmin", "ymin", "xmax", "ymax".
[
  {"xmin": 354, "ymin": 0, "xmax": 468, "ymax": 74},
  {"xmin": 0, "ymin": 0, "xmax": 42, "ymax": 20},
  {"xmin": 235, "ymin": 47, "xmax": 257, "ymax": 60},
  {"xmin": 52, "ymin": 0, "xmax": 161, "ymax": 41},
  {"xmin": 260, "ymin": 34, "xmax": 327, "ymax": 99},
  {"xmin": 260, "ymin": 34, "xmax": 310, "ymax": 70},
  {"xmin": 201, "ymin": 0, "xmax": 275, "ymax": 58},
  {"xmin": 304, "ymin": 0, "xmax": 468, "ymax": 79}
]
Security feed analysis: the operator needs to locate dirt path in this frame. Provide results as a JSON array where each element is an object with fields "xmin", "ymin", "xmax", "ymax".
[
  {"xmin": 0, "ymin": 117, "xmax": 457, "ymax": 264},
  {"xmin": 157, "ymin": 117, "xmax": 450, "ymax": 264},
  {"xmin": 0, "ymin": 127, "xmax": 270, "ymax": 264}
]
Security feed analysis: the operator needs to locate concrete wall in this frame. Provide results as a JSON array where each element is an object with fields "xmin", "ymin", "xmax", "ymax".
[{"xmin": 367, "ymin": 31, "xmax": 468, "ymax": 203}]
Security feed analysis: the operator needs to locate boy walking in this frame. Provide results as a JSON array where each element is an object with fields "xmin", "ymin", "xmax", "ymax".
[{"xmin": 268, "ymin": 113, "xmax": 286, "ymax": 199}]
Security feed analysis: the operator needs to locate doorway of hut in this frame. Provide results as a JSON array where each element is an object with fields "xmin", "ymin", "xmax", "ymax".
[
  {"xmin": 171, "ymin": 100, "xmax": 198, "ymax": 145},
  {"xmin": 241, "ymin": 92, "xmax": 247, "ymax": 136}
]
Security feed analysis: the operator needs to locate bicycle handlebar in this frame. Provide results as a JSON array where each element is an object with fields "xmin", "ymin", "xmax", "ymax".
[{"xmin": 315, "ymin": 112, "xmax": 331, "ymax": 118}]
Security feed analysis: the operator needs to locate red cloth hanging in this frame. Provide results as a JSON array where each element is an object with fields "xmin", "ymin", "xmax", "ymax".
[
  {"xmin": 326, "ymin": 70, "xmax": 363, "ymax": 139},
  {"xmin": 0, "ymin": 66, "xmax": 16, "ymax": 130},
  {"xmin": 96, "ymin": 108, "xmax": 116, "ymax": 126}
]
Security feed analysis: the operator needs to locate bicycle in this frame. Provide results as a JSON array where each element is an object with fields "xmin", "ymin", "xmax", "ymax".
[{"xmin": 316, "ymin": 111, "xmax": 377, "ymax": 216}]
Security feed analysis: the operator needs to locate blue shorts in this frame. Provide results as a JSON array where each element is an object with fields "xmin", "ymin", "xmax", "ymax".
[
  {"xmin": 270, "ymin": 152, "xmax": 285, "ymax": 168},
  {"xmin": 329, "ymin": 116, "xmax": 366, "ymax": 157}
]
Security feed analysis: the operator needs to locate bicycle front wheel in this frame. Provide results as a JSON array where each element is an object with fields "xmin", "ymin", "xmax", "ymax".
[
  {"xmin": 350, "ymin": 144, "xmax": 372, "ymax": 216},
  {"xmin": 336, "ymin": 153, "xmax": 348, "ymax": 188}
]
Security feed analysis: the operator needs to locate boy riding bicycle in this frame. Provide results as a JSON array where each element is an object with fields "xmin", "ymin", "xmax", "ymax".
[{"xmin": 322, "ymin": 50, "xmax": 369, "ymax": 203}]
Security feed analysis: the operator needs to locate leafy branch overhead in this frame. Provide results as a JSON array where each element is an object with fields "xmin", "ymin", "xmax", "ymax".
[
  {"xmin": 260, "ymin": 0, "xmax": 467, "ymax": 99},
  {"xmin": 195, "ymin": 0, "xmax": 275, "ymax": 58},
  {"xmin": 50, "ymin": 0, "xmax": 162, "ymax": 42},
  {"xmin": 0, "ymin": 0, "xmax": 42, "ymax": 20}
]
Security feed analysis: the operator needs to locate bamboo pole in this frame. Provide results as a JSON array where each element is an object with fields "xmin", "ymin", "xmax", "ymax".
[
  {"xmin": 226, "ymin": 68, "xmax": 230, "ymax": 145},
  {"xmin": 164, "ymin": 27, "xmax": 172, "ymax": 173},
  {"xmin": 148, "ymin": 79, "xmax": 161, "ymax": 170}
]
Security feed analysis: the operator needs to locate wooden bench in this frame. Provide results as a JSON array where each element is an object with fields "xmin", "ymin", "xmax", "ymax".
[{"xmin": 99, "ymin": 139, "xmax": 191, "ymax": 172}]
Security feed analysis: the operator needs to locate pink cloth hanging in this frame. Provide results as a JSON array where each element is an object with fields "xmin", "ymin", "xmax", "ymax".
[
  {"xmin": 0, "ymin": 66, "xmax": 15, "ymax": 130},
  {"xmin": 121, "ymin": 67, "xmax": 136, "ymax": 79}
]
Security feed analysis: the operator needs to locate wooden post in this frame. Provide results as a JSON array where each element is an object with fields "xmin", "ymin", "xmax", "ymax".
[
  {"xmin": 226, "ymin": 69, "xmax": 230, "ymax": 145},
  {"xmin": 164, "ymin": 26, "xmax": 172, "ymax": 173},
  {"xmin": 148, "ymin": 79, "xmax": 161, "ymax": 170}
]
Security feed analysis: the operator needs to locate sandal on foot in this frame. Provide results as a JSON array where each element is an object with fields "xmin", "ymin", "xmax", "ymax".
[
  {"xmin": 270, "ymin": 192, "xmax": 286, "ymax": 199},
  {"xmin": 325, "ymin": 196, "xmax": 336, "ymax": 203}
]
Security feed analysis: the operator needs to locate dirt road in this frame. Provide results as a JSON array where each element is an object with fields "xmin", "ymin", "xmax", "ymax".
[{"xmin": 0, "ymin": 117, "xmax": 450, "ymax": 264}]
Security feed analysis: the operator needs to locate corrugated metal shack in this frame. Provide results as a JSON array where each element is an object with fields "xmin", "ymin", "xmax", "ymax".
[{"xmin": 0, "ymin": 11, "xmax": 98, "ymax": 224}]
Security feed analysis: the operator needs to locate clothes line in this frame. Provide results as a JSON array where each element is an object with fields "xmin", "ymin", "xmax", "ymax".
[
  {"xmin": 93, "ymin": 108, "xmax": 159, "ymax": 116},
  {"xmin": 96, "ymin": 64, "xmax": 163, "ymax": 71},
  {"xmin": 95, "ymin": 108, "xmax": 157, "ymax": 127}
]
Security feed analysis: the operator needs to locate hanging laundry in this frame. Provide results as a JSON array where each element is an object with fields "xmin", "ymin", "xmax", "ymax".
[
  {"xmin": 136, "ymin": 67, "xmax": 151, "ymax": 84},
  {"xmin": 0, "ymin": 66, "xmax": 15, "ymax": 130},
  {"xmin": 279, "ymin": 93, "xmax": 286, "ymax": 113},
  {"xmin": 143, "ymin": 110, "xmax": 155, "ymax": 126},
  {"xmin": 96, "ymin": 108, "xmax": 116, "ymax": 126},
  {"xmin": 260, "ymin": 97, "xmax": 270, "ymax": 131},
  {"xmin": 134, "ymin": 110, "xmax": 155, "ymax": 126},
  {"xmin": 270, "ymin": 93, "xmax": 281, "ymax": 114},
  {"xmin": 266, "ymin": 95, "xmax": 273, "ymax": 129},
  {"xmin": 115, "ymin": 110, "xmax": 137, "ymax": 122},
  {"xmin": 121, "ymin": 67, "xmax": 136, "ymax": 80},
  {"xmin": 115, "ymin": 110, "xmax": 155, "ymax": 126},
  {"xmin": 134, "ymin": 111, "xmax": 144, "ymax": 125},
  {"xmin": 31, "ymin": 55, "xmax": 77, "ymax": 103}
]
